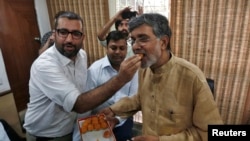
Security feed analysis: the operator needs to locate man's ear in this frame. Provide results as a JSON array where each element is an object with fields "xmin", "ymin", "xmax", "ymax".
[
  {"xmin": 82, "ymin": 34, "xmax": 86, "ymax": 40},
  {"xmin": 160, "ymin": 35, "xmax": 170, "ymax": 50},
  {"xmin": 52, "ymin": 29, "xmax": 56, "ymax": 36}
]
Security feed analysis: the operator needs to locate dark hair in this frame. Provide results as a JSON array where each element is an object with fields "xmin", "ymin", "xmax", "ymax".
[
  {"xmin": 40, "ymin": 31, "xmax": 53, "ymax": 47},
  {"xmin": 106, "ymin": 30, "xmax": 128, "ymax": 45},
  {"xmin": 115, "ymin": 20, "xmax": 122, "ymax": 30},
  {"xmin": 54, "ymin": 11, "xmax": 84, "ymax": 30},
  {"xmin": 128, "ymin": 13, "xmax": 172, "ymax": 50},
  {"xmin": 114, "ymin": 14, "xmax": 135, "ymax": 30}
]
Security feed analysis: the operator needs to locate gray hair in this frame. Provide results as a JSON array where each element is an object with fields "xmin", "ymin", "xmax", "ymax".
[
  {"xmin": 128, "ymin": 13, "xmax": 172, "ymax": 50},
  {"xmin": 40, "ymin": 31, "xmax": 53, "ymax": 47}
]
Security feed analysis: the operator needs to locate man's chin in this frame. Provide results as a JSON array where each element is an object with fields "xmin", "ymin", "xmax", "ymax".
[
  {"xmin": 63, "ymin": 51, "xmax": 77, "ymax": 58},
  {"xmin": 122, "ymin": 32, "xmax": 129, "ymax": 37}
]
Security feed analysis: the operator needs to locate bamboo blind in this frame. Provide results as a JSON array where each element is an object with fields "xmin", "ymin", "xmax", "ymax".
[
  {"xmin": 170, "ymin": 0, "xmax": 250, "ymax": 124},
  {"xmin": 46, "ymin": 0, "xmax": 109, "ymax": 66}
]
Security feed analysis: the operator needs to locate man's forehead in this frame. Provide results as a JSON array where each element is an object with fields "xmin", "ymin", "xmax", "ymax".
[
  {"xmin": 57, "ymin": 18, "xmax": 83, "ymax": 30},
  {"xmin": 109, "ymin": 39, "xmax": 127, "ymax": 44},
  {"xmin": 131, "ymin": 25, "xmax": 153, "ymax": 37},
  {"xmin": 120, "ymin": 19, "xmax": 129, "ymax": 24}
]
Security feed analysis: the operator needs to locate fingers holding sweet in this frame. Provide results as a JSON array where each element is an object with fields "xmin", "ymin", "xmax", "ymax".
[{"xmin": 118, "ymin": 55, "xmax": 142, "ymax": 82}]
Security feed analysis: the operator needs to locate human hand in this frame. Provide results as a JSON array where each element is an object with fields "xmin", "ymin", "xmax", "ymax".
[
  {"xmin": 115, "ymin": 6, "xmax": 132, "ymax": 20},
  {"xmin": 98, "ymin": 107, "xmax": 115, "ymax": 117},
  {"xmin": 105, "ymin": 116, "xmax": 119, "ymax": 129},
  {"xmin": 117, "ymin": 54, "xmax": 142, "ymax": 83},
  {"xmin": 137, "ymin": 6, "xmax": 143, "ymax": 15},
  {"xmin": 128, "ymin": 135, "xmax": 159, "ymax": 141},
  {"xmin": 47, "ymin": 34, "xmax": 55, "ymax": 47},
  {"xmin": 98, "ymin": 107, "xmax": 118, "ymax": 129}
]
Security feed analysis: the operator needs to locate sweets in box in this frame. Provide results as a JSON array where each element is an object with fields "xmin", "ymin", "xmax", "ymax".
[{"xmin": 78, "ymin": 114, "xmax": 116, "ymax": 141}]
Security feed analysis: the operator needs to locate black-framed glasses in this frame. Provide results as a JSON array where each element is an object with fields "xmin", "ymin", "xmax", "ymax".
[{"xmin": 56, "ymin": 29, "xmax": 83, "ymax": 40}]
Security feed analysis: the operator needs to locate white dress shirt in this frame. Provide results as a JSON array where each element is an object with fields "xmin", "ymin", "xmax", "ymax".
[
  {"xmin": 72, "ymin": 55, "xmax": 138, "ymax": 141},
  {"xmin": 87, "ymin": 56, "xmax": 138, "ymax": 113},
  {"xmin": 23, "ymin": 45, "xmax": 88, "ymax": 137},
  {"xmin": 0, "ymin": 122, "xmax": 10, "ymax": 141}
]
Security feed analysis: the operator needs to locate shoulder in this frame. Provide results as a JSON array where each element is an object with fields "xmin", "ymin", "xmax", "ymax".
[
  {"xmin": 88, "ymin": 57, "xmax": 106, "ymax": 70},
  {"xmin": 173, "ymin": 56, "xmax": 206, "ymax": 81},
  {"xmin": 78, "ymin": 49, "xmax": 87, "ymax": 59},
  {"xmin": 33, "ymin": 47, "xmax": 64, "ymax": 71}
]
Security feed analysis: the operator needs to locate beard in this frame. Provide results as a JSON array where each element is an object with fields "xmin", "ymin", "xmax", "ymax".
[
  {"xmin": 141, "ymin": 54, "xmax": 157, "ymax": 68},
  {"xmin": 121, "ymin": 30, "xmax": 129, "ymax": 38},
  {"xmin": 141, "ymin": 42, "xmax": 161, "ymax": 68},
  {"xmin": 63, "ymin": 48, "xmax": 79, "ymax": 58},
  {"xmin": 56, "ymin": 42, "xmax": 81, "ymax": 59}
]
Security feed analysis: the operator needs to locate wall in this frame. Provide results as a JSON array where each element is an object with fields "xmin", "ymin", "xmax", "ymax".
[
  {"xmin": 0, "ymin": 49, "xmax": 10, "ymax": 95},
  {"xmin": 34, "ymin": 0, "xmax": 51, "ymax": 37}
]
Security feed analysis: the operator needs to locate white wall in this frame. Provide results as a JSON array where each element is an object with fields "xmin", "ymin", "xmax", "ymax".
[
  {"xmin": 108, "ymin": 0, "xmax": 117, "ymax": 31},
  {"xmin": 0, "ymin": 49, "xmax": 10, "ymax": 94},
  {"xmin": 108, "ymin": 0, "xmax": 116, "ymax": 18},
  {"xmin": 34, "ymin": 0, "xmax": 51, "ymax": 38}
]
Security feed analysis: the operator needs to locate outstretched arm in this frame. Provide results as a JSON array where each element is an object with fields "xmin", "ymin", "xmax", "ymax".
[{"xmin": 73, "ymin": 54, "xmax": 142, "ymax": 113}]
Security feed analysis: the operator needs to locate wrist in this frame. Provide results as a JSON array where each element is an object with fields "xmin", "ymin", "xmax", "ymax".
[
  {"xmin": 114, "ymin": 75, "xmax": 127, "ymax": 87},
  {"xmin": 111, "ymin": 16, "xmax": 118, "ymax": 23},
  {"xmin": 108, "ymin": 107, "xmax": 115, "ymax": 115}
]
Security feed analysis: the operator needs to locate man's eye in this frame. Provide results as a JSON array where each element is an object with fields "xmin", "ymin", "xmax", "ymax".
[
  {"xmin": 60, "ymin": 30, "xmax": 68, "ymax": 35},
  {"xmin": 139, "ymin": 37, "xmax": 149, "ymax": 42},
  {"xmin": 73, "ymin": 32, "xmax": 82, "ymax": 36}
]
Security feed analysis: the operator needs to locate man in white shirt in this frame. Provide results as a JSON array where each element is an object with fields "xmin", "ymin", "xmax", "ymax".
[
  {"xmin": 73, "ymin": 30, "xmax": 138, "ymax": 141},
  {"xmin": 23, "ymin": 11, "xmax": 142, "ymax": 141}
]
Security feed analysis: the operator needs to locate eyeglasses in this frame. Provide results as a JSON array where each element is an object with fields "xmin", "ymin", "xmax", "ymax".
[
  {"xmin": 56, "ymin": 29, "xmax": 83, "ymax": 40},
  {"xmin": 130, "ymin": 36, "xmax": 158, "ymax": 46}
]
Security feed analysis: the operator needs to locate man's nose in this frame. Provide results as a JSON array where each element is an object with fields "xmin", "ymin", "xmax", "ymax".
[
  {"xmin": 114, "ymin": 49, "xmax": 122, "ymax": 53},
  {"xmin": 65, "ymin": 33, "xmax": 74, "ymax": 41}
]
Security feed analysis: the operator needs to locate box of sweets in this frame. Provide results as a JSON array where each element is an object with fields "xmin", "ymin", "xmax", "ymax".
[{"xmin": 78, "ymin": 114, "xmax": 116, "ymax": 141}]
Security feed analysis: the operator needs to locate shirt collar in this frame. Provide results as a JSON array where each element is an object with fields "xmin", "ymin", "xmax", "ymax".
[{"xmin": 102, "ymin": 55, "xmax": 113, "ymax": 69}]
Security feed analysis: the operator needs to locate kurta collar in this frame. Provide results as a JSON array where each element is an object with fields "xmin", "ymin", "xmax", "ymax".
[{"xmin": 151, "ymin": 52, "xmax": 175, "ymax": 74}]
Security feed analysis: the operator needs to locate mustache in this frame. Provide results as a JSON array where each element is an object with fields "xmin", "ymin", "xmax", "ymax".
[
  {"xmin": 64, "ymin": 43, "xmax": 75, "ymax": 47},
  {"xmin": 62, "ymin": 43, "xmax": 77, "ymax": 49}
]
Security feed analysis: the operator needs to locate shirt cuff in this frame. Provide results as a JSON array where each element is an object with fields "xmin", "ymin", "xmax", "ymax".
[{"xmin": 115, "ymin": 116, "xmax": 126, "ymax": 127}]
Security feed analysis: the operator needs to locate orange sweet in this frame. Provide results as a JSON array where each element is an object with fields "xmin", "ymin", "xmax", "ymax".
[
  {"xmin": 103, "ymin": 130, "xmax": 111, "ymax": 138},
  {"xmin": 98, "ymin": 114, "xmax": 105, "ymax": 120},
  {"xmin": 100, "ymin": 121, "xmax": 108, "ymax": 129},
  {"xmin": 93, "ymin": 123, "xmax": 101, "ymax": 130},
  {"xmin": 92, "ymin": 116, "xmax": 98, "ymax": 121},
  {"xmin": 82, "ymin": 121, "xmax": 89, "ymax": 127},
  {"xmin": 87, "ymin": 124, "xmax": 94, "ymax": 131},
  {"xmin": 84, "ymin": 118, "xmax": 92, "ymax": 124},
  {"xmin": 99, "ymin": 118, "xmax": 106, "ymax": 124},
  {"xmin": 92, "ymin": 119, "xmax": 99, "ymax": 124},
  {"xmin": 80, "ymin": 126, "xmax": 87, "ymax": 133}
]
